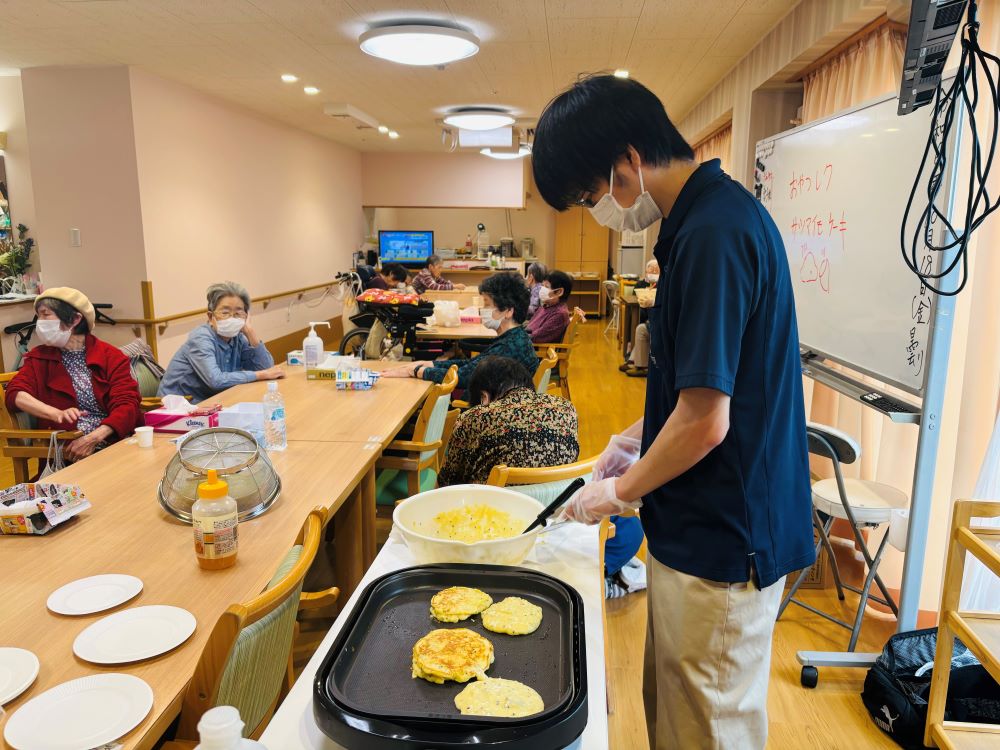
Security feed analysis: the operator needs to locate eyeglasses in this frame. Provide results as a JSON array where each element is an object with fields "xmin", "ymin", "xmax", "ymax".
[
  {"xmin": 212, "ymin": 309, "xmax": 247, "ymax": 320},
  {"xmin": 573, "ymin": 193, "xmax": 596, "ymax": 209}
]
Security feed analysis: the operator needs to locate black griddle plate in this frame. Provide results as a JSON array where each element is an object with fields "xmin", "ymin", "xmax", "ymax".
[{"xmin": 313, "ymin": 563, "xmax": 588, "ymax": 750}]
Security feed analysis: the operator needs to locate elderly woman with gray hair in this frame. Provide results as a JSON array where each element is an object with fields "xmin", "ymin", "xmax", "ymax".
[
  {"xmin": 158, "ymin": 281, "xmax": 283, "ymax": 402},
  {"xmin": 525, "ymin": 262, "xmax": 548, "ymax": 319}
]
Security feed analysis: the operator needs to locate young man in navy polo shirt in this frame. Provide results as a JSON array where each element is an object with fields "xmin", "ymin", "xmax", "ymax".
[{"xmin": 533, "ymin": 75, "xmax": 814, "ymax": 749}]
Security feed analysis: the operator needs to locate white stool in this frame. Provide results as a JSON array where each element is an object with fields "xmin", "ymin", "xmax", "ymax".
[
  {"xmin": 779, "ymin": 423, "xmax": 907, "ymax": 660},
  {"xmin": 603, "ymin": 280, "xmax": 620, "ymax": 335}
]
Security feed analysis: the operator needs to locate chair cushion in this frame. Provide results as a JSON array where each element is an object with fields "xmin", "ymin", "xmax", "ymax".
[
  {"xmin": 376, "ymin": 468, "xmax": 438, "ymax": 506},
  {"xmin": 812, "ymin": 478, "xmax": 908, "ymax": 525}
]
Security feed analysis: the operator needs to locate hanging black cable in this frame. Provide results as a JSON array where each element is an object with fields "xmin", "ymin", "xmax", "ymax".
[{"xmin": 900, "ymin": 0, "xmax": 1000, "ymax": 296}]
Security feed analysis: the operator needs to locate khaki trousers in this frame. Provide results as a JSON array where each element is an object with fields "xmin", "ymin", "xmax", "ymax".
[
  {"xmin": 643, "ymin": 555, "xmax": 785, "ymax": 750},
  {"xmin": 629, "ymin": 322, "xmax": 650, "ymax": 368}
]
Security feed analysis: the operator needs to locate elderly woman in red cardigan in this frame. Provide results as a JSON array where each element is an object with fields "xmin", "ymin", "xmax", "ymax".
[{"xmin": 5, "ymin": 287, "xmax": 142, "ymax": 462}]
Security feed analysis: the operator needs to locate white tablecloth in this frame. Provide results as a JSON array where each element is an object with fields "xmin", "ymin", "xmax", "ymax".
[{"xmin": 260, "ymin": 524, "xmax": 608, "ymax": 750}]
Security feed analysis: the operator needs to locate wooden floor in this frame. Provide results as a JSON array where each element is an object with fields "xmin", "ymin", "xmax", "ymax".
[
  {"xmin": 570, "ymin": 319, "xmax": 897, "ymax": 750},
  {"xmin": 3, "ymin": 321, "xmax": 898, "ymax": 749}
]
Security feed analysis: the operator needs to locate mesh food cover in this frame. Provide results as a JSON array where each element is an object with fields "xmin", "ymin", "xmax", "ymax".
[{"xmin": 158, "ymin": 427, "xmax": 281, "ymax": 523}]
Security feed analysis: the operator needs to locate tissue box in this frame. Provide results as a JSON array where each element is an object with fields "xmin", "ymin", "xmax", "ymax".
[
  {"xmin": 307, "ymin": 355, "xmax": 362, "ymax": 381},
  {"xmin": 290, "ymin": 350, "xmax": 338, "ymax": 367},
  {"xmin": 0, "ymin": 482, "xmax": 91, "ymax": 535},
  {"xmin": 144, "ymin": 409, "xmax": 219, "ymax": 433}
]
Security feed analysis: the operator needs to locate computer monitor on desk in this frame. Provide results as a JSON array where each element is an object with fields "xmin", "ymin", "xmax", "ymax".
[{"xmin": 378, "ymin": 231, "xmax": 434, "ymax": 268}]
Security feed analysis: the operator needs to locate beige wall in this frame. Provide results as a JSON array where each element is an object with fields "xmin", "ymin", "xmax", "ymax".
[
  {"xmin": 362, "ymin": 151, "xmax": 525, "ymax": 208},
  {"xmin": 370, "ymin": 165, "xmax": 556, "ymax": 265},
  {"xmin": 127, "ymin": 69, "xmax": 363, "ymax": 361},
  {"xmin": 0, "ymin": 74, "xmax": 36, "ymax": 246},
  {"xmin": 21, "ymin": 66, "xmax": 148, "ymax": 318}
]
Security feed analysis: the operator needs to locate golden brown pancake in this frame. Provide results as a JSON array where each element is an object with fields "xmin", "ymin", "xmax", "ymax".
[
  {"xmin": 411, "ymin": 628, "xmax": 494, "ymax": 684},
  {"xmin": 482, "ymin": 596, "xmax": 543, "ymax": 635},
  {"xmin": 430, "ymin": 586, "xmax": 493, "ymax": 623}
]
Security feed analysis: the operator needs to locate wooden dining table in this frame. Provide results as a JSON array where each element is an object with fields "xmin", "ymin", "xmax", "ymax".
[
  {"xmin": 415, "ymin": 322, "xmax": 497, "ymax": 341},
  {"xmin": 0, "ymin": 365, "xmax": 433, "ymax": 749}
]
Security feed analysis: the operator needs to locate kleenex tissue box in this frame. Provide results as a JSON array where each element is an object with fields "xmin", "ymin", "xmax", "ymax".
[{"xmin": 144, "ymin": 409, "xmax": 219, "ymax": 433}]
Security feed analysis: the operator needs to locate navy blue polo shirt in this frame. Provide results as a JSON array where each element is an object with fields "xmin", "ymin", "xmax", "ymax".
[{"xmin": 640, "ymin": 159, "xmax": 814, "ymax": 588}]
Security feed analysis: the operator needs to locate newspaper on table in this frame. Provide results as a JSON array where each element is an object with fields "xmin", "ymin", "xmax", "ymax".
[{"xmin": 0, "ymin": 482, "xmax": 91, "ymax": 535}]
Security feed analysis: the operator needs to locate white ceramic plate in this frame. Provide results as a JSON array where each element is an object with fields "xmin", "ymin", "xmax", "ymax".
[
  {"xmin": 3, "ymin": 673, "xmax": 153, "ymax": 750},
  {"xmin": 73, "ymin": 605, "xmax": 196, "ymax": 665},
  {"xmin": 46, "ymin": 574, "xmax": 143, "ymax": 616},
  {"xmin": 0, "ymin": 648, "xmax": 39, "ymax": 705}
]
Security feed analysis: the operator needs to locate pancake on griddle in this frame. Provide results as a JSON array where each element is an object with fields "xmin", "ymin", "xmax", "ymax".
[
  {"xmin": 411, "ymin": 628, "xmax": 494, "ymax": 684},
  {"xmin": 455, "ymin": 676, "xmax": 545, "ymax": 717},
  {"xmin": 481, "ymin": 596, "xmax": 543, "ymax": 635},
  {"xmin": 429, "ymin": 586, "xmax": 493, "ymax": 623}
]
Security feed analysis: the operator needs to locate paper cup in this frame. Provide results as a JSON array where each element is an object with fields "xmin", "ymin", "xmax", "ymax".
[{"xmin": 134, "ymin": 426, "xmax": 154, "ymax": 448}]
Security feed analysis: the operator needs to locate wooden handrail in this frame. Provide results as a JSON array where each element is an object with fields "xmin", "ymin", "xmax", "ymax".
[{"xmin": 117, "ymin": 280, "xmax": 338, "ymax": 327}]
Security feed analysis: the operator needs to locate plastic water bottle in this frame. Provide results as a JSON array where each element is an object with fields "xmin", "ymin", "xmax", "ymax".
[
  {"xmin": 194, "ymin": 706, "xmax": 267, "ymax": 749},
  {"xmin": 263, "ymin": 382, "xmax": 287, "ymax": 451}
]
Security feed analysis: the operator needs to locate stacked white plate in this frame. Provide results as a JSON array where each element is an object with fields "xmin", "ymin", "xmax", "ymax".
[
  {"xmin": 46, "ymin": 574, "xmax": 143, "ymax": 616},
  {"xmin": 74, "ymin": 605, "xmax": 196, "ymax": 664},
  {"xmin": 0, "ymin": 648, "xmax": 39, "ymax": 706}
]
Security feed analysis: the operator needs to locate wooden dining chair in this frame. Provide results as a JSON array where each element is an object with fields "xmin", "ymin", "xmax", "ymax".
[
  {"xmin": 164, "ymin": 507, "xmax": 338, "ymax": 745},
  {"xmin": 0, "ymin": 372, "xmax": 82, "ymax": 483},
  {"xmin": 532, "ymin": 310, "xmax": 583, "ymax": 401},
  {"xmin": 533, "ymin": 347, "xmax": 558, "ymax": 395},
  {"xmin": 487, "ymin": 456, "xmax": 637, "ymax": 716},
  {"xmin": 374, "ymin": 365, "xmax": 458, "ymax": 509}
]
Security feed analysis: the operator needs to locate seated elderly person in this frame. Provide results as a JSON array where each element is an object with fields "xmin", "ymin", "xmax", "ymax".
[
  {"xmin": 439, "ymin": 356, "xmax": 578, "ymax": 485},
  {"xmin": 366, "ymin": 263, "xmax": 409, "ymax": 291},
  {"xmin": 411, "ymin": 254, "xmax": 466, "ymax": 294},
  {"xmin": 159, "ymin": 281, "xmax": 283, "ymax": 403},
  {"xmin": 526, "ymin": 269, "xmax": 572, "ymax": 344},
  {"xmin": 620, "ymin": 259, "xmax": 659, "ymax": 378},
  {"xmin": 384, "ymin": 272, "xmax": 538, "ymax": 389},
  {"xmin": 525, "ymin": 262, "xmax": 548, "ymax": 319},
  {"xmin": 5, "ymin": 287, "xmax": 142, "ymax": 462}
]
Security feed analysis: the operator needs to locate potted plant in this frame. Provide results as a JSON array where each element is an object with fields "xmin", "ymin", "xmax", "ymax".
[{"xmin": 0, "ymin": 223, "xmax": 34, "ymax": 293}]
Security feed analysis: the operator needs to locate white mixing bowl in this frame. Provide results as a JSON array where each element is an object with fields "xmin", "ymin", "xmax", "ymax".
[{"xmin": 393, "ymin": 484, "xmax": 545, "ymax": 565}]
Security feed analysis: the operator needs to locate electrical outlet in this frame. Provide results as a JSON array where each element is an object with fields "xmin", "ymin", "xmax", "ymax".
[{"xmin": 69, "ymin": 228, "xmax": 81, "ymax": 247}]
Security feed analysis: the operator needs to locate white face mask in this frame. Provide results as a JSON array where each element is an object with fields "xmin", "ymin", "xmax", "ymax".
[
  {"xmin": 36, "ymin": 318, "xmax": 72, "ymax": 348},
  {"xmin": 646, "ymin": 273, "xmax": 659, "ymax": 284},
  {"xmin": 482, "ymin": 308, "xmax": 503, "ymax": 331},
  {"xmin": 538, "ymin": 286, "xmax": 552, "ymax": 302},
  {"xmin": 215, "ymin": 317, "xmax": 246, "ymax": 338},
  {"xmin": 589, "ymin": 163, "xmax": 663, "ymax": 233}
]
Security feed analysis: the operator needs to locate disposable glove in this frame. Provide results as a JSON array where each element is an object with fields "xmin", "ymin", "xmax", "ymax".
[
  {"xmin": 593, "ymin": 434, "xmax": 642, "ymax": 481},
  {"xmin": 557, "ymin": 478, "xmax": 642, "ymax": 525}
]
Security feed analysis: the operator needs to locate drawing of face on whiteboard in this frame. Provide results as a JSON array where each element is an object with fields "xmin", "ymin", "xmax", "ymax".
[{"xmin": 799, "ymin": 244, "xmax": 830, "ymax": 293}]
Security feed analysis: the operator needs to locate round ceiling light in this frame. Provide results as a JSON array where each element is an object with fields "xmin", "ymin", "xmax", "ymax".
[
  {"xmin": 481, "ymin": 143, "xmax": 532, "ymax": 160},
  {"xmin": 359, "ymin": 24, "xmax": 480, "ymax": 66},
  {"xmin": 443, "ymin": 108, "xmax": 515, "ymax": 131}
]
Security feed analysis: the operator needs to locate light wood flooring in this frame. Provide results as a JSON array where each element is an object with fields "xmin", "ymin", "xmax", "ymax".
[{"xmin": 571, "ymin": 319, "xmax": 898, "ymax": 749}]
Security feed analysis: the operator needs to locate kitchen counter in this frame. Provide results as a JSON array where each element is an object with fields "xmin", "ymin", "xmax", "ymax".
[{"xmin": 260, "ymin": 523, "xmax": 608, "ymax": 750}]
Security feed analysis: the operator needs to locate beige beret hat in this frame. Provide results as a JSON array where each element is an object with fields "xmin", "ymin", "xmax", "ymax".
[{"xmin": 35, "ymin": 287, "xmax": 96, "ymax": 332}]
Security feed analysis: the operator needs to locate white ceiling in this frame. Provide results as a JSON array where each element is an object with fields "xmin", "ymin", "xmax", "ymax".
[{"xmin": 0, "ymin": 0, "xmax": 801, "ymax": 151}]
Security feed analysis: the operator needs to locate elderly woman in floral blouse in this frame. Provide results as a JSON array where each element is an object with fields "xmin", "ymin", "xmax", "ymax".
[{"xmin": 438, "ymin": 356, "xmax": 578, "ymax": 486}]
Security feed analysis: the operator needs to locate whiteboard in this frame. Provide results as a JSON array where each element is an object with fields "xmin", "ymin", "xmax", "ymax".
[{"xmin": 754, "ymin": 88, "xmax": 959, "ymax": 395}]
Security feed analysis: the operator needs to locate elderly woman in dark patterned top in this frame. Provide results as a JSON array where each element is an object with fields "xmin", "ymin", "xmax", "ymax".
[{"xmin": 438, "ymin": 356, "xmax": 578, "ymax": 486}]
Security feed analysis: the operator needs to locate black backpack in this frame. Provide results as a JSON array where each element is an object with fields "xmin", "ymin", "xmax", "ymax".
[{"xmin": 861, "ymin": 627, "xmax": 1000, "ymax": 748}]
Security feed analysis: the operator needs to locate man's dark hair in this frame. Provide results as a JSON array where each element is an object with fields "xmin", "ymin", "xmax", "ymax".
[
  {"xmin": 546, "ymin": 269, "xmax": 573, "ymax": 299},
  {"xmin": 426, "ymin": 254, "xmax": 441, "ymax": 268},
  {"xmin": 480, "ymin": 272, "xmax": 530, "ymax": 323},
  {"xmin": 469, "ymin": 356, "xmax": 534, "ymax": 405},
  {"xmin": 383, "ymin": 263, "xmax": 408, "ymax": 283},
  {"xmin": 532, "ymin": 74, "xmax": 694, "ymax": 210}
]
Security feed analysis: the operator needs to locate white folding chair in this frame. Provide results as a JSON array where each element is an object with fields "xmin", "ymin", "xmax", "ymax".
[
  {"xmin": 602, "ymin": 280, "xmax": 620, "ymax": 335},
  {"xmin": 778, "ymin": 422, "xmax": 907, "ymax": 653}
]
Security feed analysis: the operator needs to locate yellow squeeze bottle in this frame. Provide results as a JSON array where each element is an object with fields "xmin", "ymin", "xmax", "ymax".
[{"xmin": 192, "ymin": 469, "xmax": 238, "ymax": 570}]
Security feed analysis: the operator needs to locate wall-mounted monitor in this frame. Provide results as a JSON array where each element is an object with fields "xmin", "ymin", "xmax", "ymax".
[{"xmin": 378, "ymin": 230, "xmax": 434, "ymax": 267}]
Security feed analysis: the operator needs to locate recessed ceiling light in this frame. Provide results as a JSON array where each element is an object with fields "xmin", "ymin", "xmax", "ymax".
[
  {"xmin": 388, "ymin": 131, "xmax": 400, "ymax": 139},
  {"xmin": 359, "ymin": 24, "xmax": 479, "ymax": 66},
  {"xmin": 303, "ymin": 86, "xmax": 320, "ymax": 95},
  {"xmin": 378, "ymin": 125, "xmax": 389, "ymax": 134},
  {"xmin": 614, "ymin": 69, "xmax": 629, "ymax": 78},
  {"xmin": 281, "ymin": 73, "xmax": 298, "ymax": 83},
  {"xmin": 443, "ymin": 108, "xmax": 515, "ymax": 131},
  {"xmin": 481, "ymin": 143, "xmax": 532, "ymax": 160}
]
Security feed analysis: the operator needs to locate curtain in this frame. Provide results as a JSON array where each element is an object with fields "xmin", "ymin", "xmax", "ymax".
[
  {"xmin": 693, "ymin": 124, "xmax": 732, "ymax": 174},
  {"xmin": 800, "ymin": 8, "xmax": 1000, "ymax": 610}
]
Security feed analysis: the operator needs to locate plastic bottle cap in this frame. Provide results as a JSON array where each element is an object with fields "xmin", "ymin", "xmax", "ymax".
[
  {"xmin": 197, "ymin": 705, "xmax": 244, "ymax": 746},
  {"xmin": 267, "ymin": 381, "xmax": 278, "ymax": 392},
  {"xmin": 198, "ymin": 468, "xmax": 229, "ymax": 500}
]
